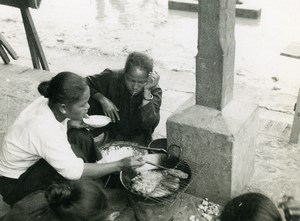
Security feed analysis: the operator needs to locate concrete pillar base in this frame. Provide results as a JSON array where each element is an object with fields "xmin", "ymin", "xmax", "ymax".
[{"xmin": 166, "ymin": 99, "xmax": 259, "ymax": 204}]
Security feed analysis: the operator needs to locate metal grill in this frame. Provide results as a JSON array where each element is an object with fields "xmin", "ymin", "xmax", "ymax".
[{"xmin": 138, "ymin": 159, "xmax": 208, "ymax": 206}]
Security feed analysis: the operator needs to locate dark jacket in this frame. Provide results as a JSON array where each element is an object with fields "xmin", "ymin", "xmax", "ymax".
[{"xmin": 86, "ymin": 69, "xmax": 162, "ymax": 146}]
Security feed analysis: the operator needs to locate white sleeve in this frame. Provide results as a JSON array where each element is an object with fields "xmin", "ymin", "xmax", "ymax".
[{"xmin": 27, "ymin": 119, "xmax": 84, "ymax": 180}]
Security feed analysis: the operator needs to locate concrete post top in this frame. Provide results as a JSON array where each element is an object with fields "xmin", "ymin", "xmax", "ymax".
[{"xmin": 167, "ymin": 100, "xmax": 258, "ymax": 136}]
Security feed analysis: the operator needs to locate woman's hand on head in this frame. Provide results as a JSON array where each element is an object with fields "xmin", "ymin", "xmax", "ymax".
[
  {"xmin": 144, "ymin": 71, "xmax": 160, "ymax": 90},
  {"xmin": 118, "ymin": 156, "xmax": 145, "ymax": 170},
  {"xmin": 99, "ymin": 97, "xmax": 120, "ymax": 123}
]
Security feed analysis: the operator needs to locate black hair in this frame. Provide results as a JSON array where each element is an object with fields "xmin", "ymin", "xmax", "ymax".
[
  {"xmin": 38, "ymin": 72, "xmax": 88, "ymax": 105},
  {"xmin": 220, "ymin": 192, "xmax": 282, "ymax": 221},
  {"xmin": 124, "ymin": 52, "xmax": 153, "ymax": 76},
  {"xmin": 45, "ymin": 180, "xmax": 108, "ymax": 221}
]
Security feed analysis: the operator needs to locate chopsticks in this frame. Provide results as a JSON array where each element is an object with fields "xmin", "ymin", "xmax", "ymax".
[
  {"xmin": 145, "ymin": 160, "xmax": 168, "ymax": 170},
  {"xmin": 138, "ymin": 146, "xmax": 167, "ymax": 153}
]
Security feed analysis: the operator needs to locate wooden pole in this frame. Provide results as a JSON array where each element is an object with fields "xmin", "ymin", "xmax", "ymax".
[
  {"xmin": 0, "ymin": 33, "xmax": 19, "ymax": 60},
  {"xmin": 20, "ymin": 7, "xmax": 49, "ymax": 70},
  {"xmin": 290, "ymin": 88, "xmax": 300, "ymax": 144},
  {"xmin": 0, "ymin": 0, "xmax": 49, "ymax": 70}
]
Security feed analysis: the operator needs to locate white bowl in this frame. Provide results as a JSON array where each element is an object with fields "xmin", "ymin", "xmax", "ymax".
[{"xmin": 83, "ymin": 115, "xmax": 111, "ymax": 128}]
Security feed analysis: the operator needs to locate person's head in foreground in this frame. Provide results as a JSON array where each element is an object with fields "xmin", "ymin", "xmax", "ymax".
[
  {"xmin": 220, "ymin": 192, "xmax": 282, "ymax": 221},
  {"xmin": 124, "ymin": 51, "xmax": 154, "ymax": 95},
  {"xmin": 45, "ymin": 180, "xmax": 108, "ymax": 221},
  {"xmin": 38, "ymin": 71, "xmax": 90, "ymax": 122}
]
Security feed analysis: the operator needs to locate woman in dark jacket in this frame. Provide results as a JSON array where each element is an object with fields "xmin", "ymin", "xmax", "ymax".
[{"xmin": 86, "ymin": 51, "xmax": 162, "ymax": 146}]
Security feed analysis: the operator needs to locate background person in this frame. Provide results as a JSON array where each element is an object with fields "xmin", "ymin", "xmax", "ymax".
[
  {"xmin": 0, "ymin": 71, "xmax": 145, "ymax": 206},
  {"xmin": 86, "ymin": 51, "xmax": 162, "ymax": 146}
]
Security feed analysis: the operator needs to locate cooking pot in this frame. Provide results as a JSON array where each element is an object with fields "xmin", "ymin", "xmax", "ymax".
[
  {"xmin": 97, "ymin": 141, "xmax": 149, "ymax": 163},
  {"xmin": 98, "ymin": 141, "xmax": 181, "ymax": 167},
  {"xmin": 148, "ymin": 138, "xmax": 182, "ymax": 163}
]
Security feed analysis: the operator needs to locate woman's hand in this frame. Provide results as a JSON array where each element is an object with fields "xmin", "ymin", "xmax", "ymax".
[
  {"xmin": 118, "ymin": 156, "xmax": 145, "ymax": 170},
  {"xmin": 144, "ymin": 71, "xmax": 160, "ymax": 90},
  {"xmin": 99, "ymin": 97, "xmax": 120, "ymax": 123}
]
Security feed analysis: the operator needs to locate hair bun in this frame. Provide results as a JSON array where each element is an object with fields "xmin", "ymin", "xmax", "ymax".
[
  {"xmin": 45, "ymin": 183, "xmax": 72, "ymax": 207},
  {"xmin": 38, "ymin": 81, "xmax": 51, "ymax": 98}
]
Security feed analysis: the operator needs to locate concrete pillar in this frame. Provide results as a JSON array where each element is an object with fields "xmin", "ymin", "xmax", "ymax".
[
  {"xmin": 166, "ymin": 0, "xmax": 259, "ymax": 204},
  {"xmin": 167, "ymin": 101, "xmax": 258, "ymax": 204},
  {"xmin": 196, "ymin": 0, "xmax": 235, "ymax": 110}
]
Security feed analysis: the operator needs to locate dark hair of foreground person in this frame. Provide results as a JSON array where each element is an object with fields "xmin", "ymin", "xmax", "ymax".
[
  {"xmin": 1, "ymin": 180, "xmax": 109, "ymax": 221},
  {"xmin": 220, "ymin": 192, "xmax": 282, "ymax": 221}
]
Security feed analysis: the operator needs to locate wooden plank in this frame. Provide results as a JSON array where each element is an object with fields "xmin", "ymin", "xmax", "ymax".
[
  {"xmin": 281, "ymin": 42, "xmax": 300, "ymax": 60},
  {"xmin": 0, "ymin": 33, "xmax": 18, "ymax": 60},
  {"xmin": 0, "ymin": 0, "xmax": 26, "ymax": 8},
  {"xmin": 290, "ymin": 88, "xmax": 300, "ymax": 143},
  {"xmin": 0, "ymin": 45, "xmax": 10, "ymax": 64},
  {"xmin": 26, "ymin": 0, "xmax": 42, "ymax": 9},
  {"xmin": 0, "ymin": 0, "xmax": 42, "ymax": 9},
  {"xmin": 168, "ymin": 0, "xmax": 261, "ymax": 19},
  {"xmin": 235, "ymin": 4, "xmax": 262, "ymax": 19}
]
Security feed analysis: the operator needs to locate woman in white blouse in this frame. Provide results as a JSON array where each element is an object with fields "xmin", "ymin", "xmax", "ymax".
[{"xmin": 0, "ymin": 71, "xmax": 145, "ymax": 206}]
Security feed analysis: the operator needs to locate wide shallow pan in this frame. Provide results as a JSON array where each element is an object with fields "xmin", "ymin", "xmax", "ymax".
[{"xmin": 120, "ymin": 159, "xmax": 192, "ymax": 203}]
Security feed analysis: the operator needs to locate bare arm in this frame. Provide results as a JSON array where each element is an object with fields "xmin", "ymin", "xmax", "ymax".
[
  {"xmin": 81, "ymin": 161, "xmax": 121, "ymax": 178},
  {"xmin": 81, "ymin": 156, "xmax": 145, "ymax": 178},
  {"xmin": 141, "ymin": 71, "xmax": 160, "ymax": 107},
  {"xmin": 92, "ymin": 92, "xmax": 120, "ymax": 123}
]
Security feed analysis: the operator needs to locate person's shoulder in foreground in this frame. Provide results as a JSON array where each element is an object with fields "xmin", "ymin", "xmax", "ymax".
[{"xmin": 220, "ymin": 192, "xmax": 283, "ymax": 221}]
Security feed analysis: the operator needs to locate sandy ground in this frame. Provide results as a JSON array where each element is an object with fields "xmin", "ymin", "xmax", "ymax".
[
  {"xmin": 0, "ymin": 0, "xmax": 300, "ymax": 209},
  {"xmin": 0, "ymin": 0, "xmax": 299, "ymax": 113}
]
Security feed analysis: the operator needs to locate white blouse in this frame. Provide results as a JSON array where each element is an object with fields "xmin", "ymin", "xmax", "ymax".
[{"xmin": 0, "ymin": 97, "xmax": 84, "ymax": 180}]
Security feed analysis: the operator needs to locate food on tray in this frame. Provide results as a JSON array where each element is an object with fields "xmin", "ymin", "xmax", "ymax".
[
  {"xmin": 160, "ymin": 178, "xmax": 180, "ymax": 191},
  {"xmin": 164, "ymin": 175, "xmax": 180, "ymax": 183},
  {"xmin": 131, "ymin": 170, "xmax": 164, "ymax": 195},
  {"xmin": 97, "ymin": 145, "xmax": 145, "ymax": 163},
  {"xmin": 130, "ymin": 170, "xmax": 182, "ymax": 197},
  {"xmin": 165, "ymin": 168, "xmax": 189, "ymax": 179},
  {"xmin": 149, "ymin": 185, "xmax": 173, "ymax": 198}
]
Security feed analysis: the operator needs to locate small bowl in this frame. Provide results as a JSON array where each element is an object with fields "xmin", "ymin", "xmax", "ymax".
[{"xmin": 83, "ymin": 115, "xmax": 111, "ymax": 128}]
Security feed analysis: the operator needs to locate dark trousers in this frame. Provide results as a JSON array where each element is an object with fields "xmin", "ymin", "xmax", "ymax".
[{"xmin": 0, "ymin": 128, "xmax": 98, "ymax": 206}]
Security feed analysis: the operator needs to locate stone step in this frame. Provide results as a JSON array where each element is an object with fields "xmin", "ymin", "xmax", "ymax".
[
  {"xmin": 281, "ymin": 42, "xmax": 300, "ymax": 60},
  {"xmin": 168, "ymin": 0, "xmax": 261, "ymax": 19}
]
